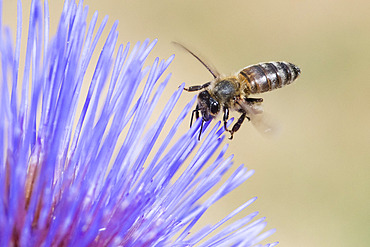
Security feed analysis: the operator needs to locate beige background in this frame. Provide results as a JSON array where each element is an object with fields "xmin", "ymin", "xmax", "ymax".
[{"xmin": 3, "ymin": 0, "xmax": 370, "ymax": 246}]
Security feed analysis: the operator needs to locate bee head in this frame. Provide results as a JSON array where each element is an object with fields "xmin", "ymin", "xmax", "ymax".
[{"xmin": 197, "ymin": 91, "xmax": 220, "ymax": 121}]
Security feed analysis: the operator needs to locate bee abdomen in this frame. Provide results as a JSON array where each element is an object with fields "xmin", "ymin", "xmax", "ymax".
[{"xmin": 238, "ymin": 62, "xmax": 301, "ymax": 94}]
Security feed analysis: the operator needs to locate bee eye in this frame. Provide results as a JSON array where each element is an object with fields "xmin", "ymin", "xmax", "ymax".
[{"xmin": 210, "ymin": 100, "xmax": 219, "ymax": 115}]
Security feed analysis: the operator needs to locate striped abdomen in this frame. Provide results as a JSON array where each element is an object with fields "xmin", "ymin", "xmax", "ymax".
[{"xmin": 238, "ymin": 62, "xmax": 301, "ymax": 94}]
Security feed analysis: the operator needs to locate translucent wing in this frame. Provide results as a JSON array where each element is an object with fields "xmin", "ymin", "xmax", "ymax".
[{"xmin": 237, "ymin": 98, "xmax": 281, "ymax": 137}]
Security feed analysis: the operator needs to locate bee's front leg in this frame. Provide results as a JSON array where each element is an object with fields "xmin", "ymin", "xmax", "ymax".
[
  {"xmin": 190, "ymin": 105, "xmax": 200, "ymax": 127},
  {"xmin": 184, "ymin": 82, "xmax": 211, "ymax": 92}
]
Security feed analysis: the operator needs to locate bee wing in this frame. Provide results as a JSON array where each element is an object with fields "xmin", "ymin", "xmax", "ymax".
[
  {"xmin": 250, "ymin": 111, "xmax": 281, "ymax": 137},
  {"xmin": 237, "ymin": 99, "xmax": 281, "ymax": 137}
]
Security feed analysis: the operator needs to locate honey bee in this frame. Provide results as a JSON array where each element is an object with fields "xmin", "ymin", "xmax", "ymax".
[{"xmin": 175, "ymin": 42, "xmax": 301, "ymax": 140}]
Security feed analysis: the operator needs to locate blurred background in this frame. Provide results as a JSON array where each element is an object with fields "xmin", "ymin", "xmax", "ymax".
[{"xmin": 3, "ymin": 0, "xmax": 370, "ymax": 246}]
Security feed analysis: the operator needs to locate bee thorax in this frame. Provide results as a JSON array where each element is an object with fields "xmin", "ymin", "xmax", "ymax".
[{"xmin": 213, "ymin": 79, "xmax": 238, "ymax": 103}]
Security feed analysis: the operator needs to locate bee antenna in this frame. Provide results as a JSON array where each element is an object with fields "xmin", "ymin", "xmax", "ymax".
[{"xmin": 172, "ymin": 41, "xmax": 220, "ymax": 79}]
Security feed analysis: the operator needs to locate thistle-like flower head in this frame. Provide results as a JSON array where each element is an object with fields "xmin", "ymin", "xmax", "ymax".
[{"xmin": 0, "ymin": 1, "xmax": 278, "ymax": 246}]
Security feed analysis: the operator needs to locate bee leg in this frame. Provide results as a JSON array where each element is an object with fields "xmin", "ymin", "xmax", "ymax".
[
  {"xmin": 223, "ymin": 106, "xmax": 230, "ymax": 131},
  {"xmin": 229, "ymin": 112, "xmax": 247, "ymax": 140},
  {"xmin": 184, "ymin": 82, "xmax": 211, "ymax": 92},
  {"xmin": 190, "ymin": 105, "xmax": 200, "ymax": 127},
  {"xmin": 198, "ymin": 119, "xmax": 205, "ymax": 140},
  {"xmin": 245, "ymin": 97, "xmax": 263, "ymax": 103}
]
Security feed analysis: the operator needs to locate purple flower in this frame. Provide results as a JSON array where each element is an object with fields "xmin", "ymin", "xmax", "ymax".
[{"xmin": 0, "ymin": 0, "xmax": 278, "ymax": 246}]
